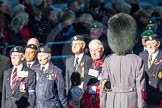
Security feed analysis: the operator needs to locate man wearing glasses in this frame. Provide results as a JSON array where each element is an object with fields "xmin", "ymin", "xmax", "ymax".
[
  {"xmin": 139, "ymin": 30, "xmax": 162, "ymax": 108},
  {"xmin": 1, "ymin": 46, "xmax": 36, "ymax": 108}
]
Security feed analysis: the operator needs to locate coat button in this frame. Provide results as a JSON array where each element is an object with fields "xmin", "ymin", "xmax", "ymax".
[
  {"xmin": 149, "ymin": 81, "xmax": 151, "ymax": 84},
  {"xmin": 153, "ymin": 74, "xmax": 155, "ymax": 77}
]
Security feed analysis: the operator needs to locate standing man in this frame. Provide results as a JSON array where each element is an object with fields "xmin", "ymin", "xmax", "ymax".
[
  {"xmin": 84, "ymin": 39, "xmax": 106, "ymax": 87},
  {"xmin": 100, "ymin": 13, "xmax": 146, "ymax": 108},
  {"xmin": 66, "ymin": 35, "xmax": 91, "ymax": 95},
  {"xmin": 34, "ymin": 46, "xmax": 67, "ymax": 108},
  {"xmin": 139, "ymin": 32, "xmax": 162, "ymax": 108},
  {"xmin": 0, "ymin": 54, "xmax": 12, "ymax": 108},
  {"xmin": 1, "ymin": 46, "xmax": 36, "ymax": 108},
  {"xmin": 24, "ymin": 44, "xmax": 39, "ymax": 70}
]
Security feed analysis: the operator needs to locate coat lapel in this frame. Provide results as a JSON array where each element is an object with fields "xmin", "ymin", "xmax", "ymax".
[
  {"xmin": 6, "ymin": 69, "xmax": 12, "ymax": 95},
  {"xmin": 148, "ymin": 51, "xmax": 162, "ymax": 76}
]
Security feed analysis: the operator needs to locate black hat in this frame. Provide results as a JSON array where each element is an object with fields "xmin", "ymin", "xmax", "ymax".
[
  {"xmin": 71, "ymin": 35, "xmax": 85, "ymax": 42},
  {"xmin": 107, "ymin": 13, "xmax": 137, "ymax": 55},
  {"xmin": 25, "ymin": 44, "xmax": 37, "ymax": 50},
  {"xmin": 71, "ymin": 72, "xmax": 81, "ymax": 86},
  {"xmin": 10, "ymin": 46, "xmax": 24, "ymax": 54},
  {"xmin": 37, "ymin": 46, "xmax": 51, "ymax": 53}
]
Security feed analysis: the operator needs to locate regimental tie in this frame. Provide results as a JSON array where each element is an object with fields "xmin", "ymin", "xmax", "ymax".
[
  {"xmin": 74, "ymin": 57, "xmax": 79, "ymax": 71},
  {"xmin": 11, "ymin": 68, "xmax": 17, "ymax": 94},
  {"xmin": 148, "ymin": 54, "xmax": 152, "ymax": 69}
]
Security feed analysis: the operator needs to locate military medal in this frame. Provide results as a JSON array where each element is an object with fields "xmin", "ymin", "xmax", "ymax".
[
  {"xmin": 20, "ymin": 82, "xmax": 26, "ymax": 92},
  {"xmin": 158, "ymin": 71, "xmax": 162, "ymax": 79},
  {"xmin": 47, "ymin": 74, "xmax": 52, "ymax": 80},
  {"xmin": 47, "ymin": 73, "xmax": 57, "ymax": 80}
]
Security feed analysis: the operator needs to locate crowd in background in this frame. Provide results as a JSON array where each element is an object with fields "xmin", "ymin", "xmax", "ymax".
[{"xmin": 1, "ymin": 0, "xmax": 162, "ymax": 108}]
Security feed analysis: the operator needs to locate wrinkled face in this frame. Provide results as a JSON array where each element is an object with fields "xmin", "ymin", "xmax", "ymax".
[
  {"xmin": 90, "ymin": 28, "xmax": 102, "ymax": 39},
  {"xmin": 24, "ymin": 48, "xmax": 36, "ymax": 62},
  {"xmin": 37, "ymin": 53, "xmax": 51, "ymax": 66},
  {"xmin": 10, "ymin": 52, "xmax": 24, "ymax": 66},
  {"xmin": 141, "ymin": 36, "xmax": 147, "ymax": 46},
  {"xmin": 71, "ymin": 40, "xmax": 84, "ymax": 55},
  {"xmin": 89, "ymin": 45, "xmax": 104, "ymax": 60},
  {"xmin": 146, "ymin": 40, "xmax": 160, "ymax": 54}
]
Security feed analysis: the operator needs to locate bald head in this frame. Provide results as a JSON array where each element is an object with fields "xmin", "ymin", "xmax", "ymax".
[{"xmin": 27, "ymin": 38, "xmax": 40, "ymax": 48}]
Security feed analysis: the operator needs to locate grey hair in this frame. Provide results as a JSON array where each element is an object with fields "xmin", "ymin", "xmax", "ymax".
[{"xmin": 88, "ymin": 39, "xmax": 104, "ymax": 49}]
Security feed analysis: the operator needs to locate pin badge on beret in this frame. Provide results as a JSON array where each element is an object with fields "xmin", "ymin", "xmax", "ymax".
[
  {"xmin": 13, "ymin": 47, "xmax": 17, "ymax": 52},
  {"xmin": 149, "ymin": 36, "xmax": 152, "ymax": 40},
  {"xmin": 74, "ymin": 36, "xmax": 77, "ymax": 40}
]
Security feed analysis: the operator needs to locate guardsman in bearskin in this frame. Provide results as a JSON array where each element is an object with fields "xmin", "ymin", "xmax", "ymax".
[
  {"xmin": 139, "ymin": 30, "xmax": 162, "ymax": 108},
  {"xmin": 100, "ymin": 13, "xmax": 146, "ymax": 108}
]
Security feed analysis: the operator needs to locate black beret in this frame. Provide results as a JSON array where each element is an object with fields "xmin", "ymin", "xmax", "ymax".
[
  {"xmin": 25, "ymin": 44, "xmax": 37, "ymax": 50},
  {"xmin": 37, "ymin": 46, "xmax": 51, "ymax": 53},
  {"xmin": 71, "ymin": 35, "xmax": 85, "ymax": 42},
  {"xmin": 10, "ymin": 46, "xmax": 24, "ymax": 54}
]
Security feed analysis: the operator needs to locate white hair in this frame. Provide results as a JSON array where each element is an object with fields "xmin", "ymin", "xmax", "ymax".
[{"xmin": 88, "ymin": 39, "xmax": 103, "ymax": 49}]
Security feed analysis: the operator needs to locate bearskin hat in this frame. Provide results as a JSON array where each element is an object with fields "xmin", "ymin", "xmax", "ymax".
[{"xmin": 107, "ymin": 13, "xmax": 138, "ymax": 55}]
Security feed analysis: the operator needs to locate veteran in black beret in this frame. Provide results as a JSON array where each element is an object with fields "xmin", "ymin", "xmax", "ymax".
[
  {"xmin": 100, "ymin": 13, "xmax": 146, "ymax": 108},
  {"xmin": 66, "ymin": 35, "xmax": 91, "ymax": 97},
  {"xmin": 139, "ymin": 31, "xmax": 162, "ymax": 107},
  {"xmin": 32, "ymin": 46, "xmax": 67, "ymax": 108},
  {"xmin": 23, "ymin": 44, "xmax": 39, "ymax": 70},
  {"xmin": 1, "ymin": 46, "xmax": 36, "ymax": 108}
]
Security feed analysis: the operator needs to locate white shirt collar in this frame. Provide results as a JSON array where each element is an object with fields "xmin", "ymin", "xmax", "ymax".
[
  {"xmin": 13, "ymin": 63, "xmax": 23, "ymax": 73},
  {"xmin": 150, "ymin": 49, "xmax": 159, "ymax": 63},
  {"xmin": 40, "ymin": 62, "xmax": 50, "ymax": 72},
  {"xmin": 27, "ymin": 60, "xmax": 36, "ymax": 67}
]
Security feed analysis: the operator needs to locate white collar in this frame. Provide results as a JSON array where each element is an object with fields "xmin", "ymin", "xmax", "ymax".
[
  {"xmin": 40, "ymin": 62, "xmax": 50, "ymax": 72},
  {"xmin": 150, "ymin": 49, "xmax": 159, "ymax": 63}
]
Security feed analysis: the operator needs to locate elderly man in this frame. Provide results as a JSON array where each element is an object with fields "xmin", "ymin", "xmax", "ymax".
[
  {"xmin": 33, "ymin": 46, "xmax": 67, "ymax": 108},
  {"xmin": 84, "ymin": 39, "xmax": 106, "ymax": 87},
  {"xmin": 1, "ymin": 46, "xmax": 36, "ymax": 108},
  {"xmin": 66, "ymin": 35, "xmax": 91, "ymax": 95},
  {"xmin": 139, "ymin": 31, "xmax": 162, "ymax": 108}
]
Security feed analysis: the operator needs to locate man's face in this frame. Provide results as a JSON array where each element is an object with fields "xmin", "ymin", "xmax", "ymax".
[
  {"xmin": 24, "ymin": 48, "xmax": 36, "ymax": 62},
  {"xmin": 71, "ymin": 40, "xmax": 84, "ymax": 55},
  {"xmin": 90, "ymin": 28, "xmax": 102, "ymax": 39},
  {"xmin": 89, "ymin": 45, "xmax": 104, "ymax": 60},
  {"xmin": 10, "ymin": 52, "xmax": 24, "ymax": 66},
  {"xmin": 37, "ymin": 53, "xmax": 50, "ymax": 66},
  {"xmin": 146, "ymin": 40, "xmax": 160, "ymax": 54}
]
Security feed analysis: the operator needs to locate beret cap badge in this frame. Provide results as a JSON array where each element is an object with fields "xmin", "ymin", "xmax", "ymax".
[{"xmin": 74, "ymin": 36, "xmax": 77, "ymax": 40}]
